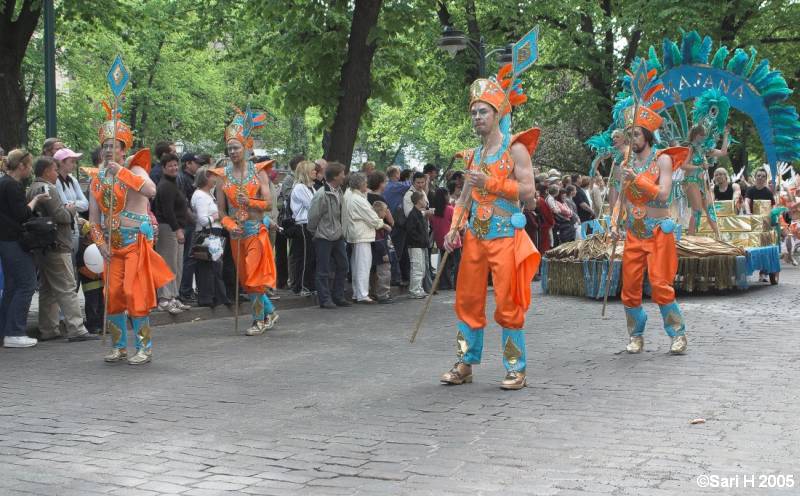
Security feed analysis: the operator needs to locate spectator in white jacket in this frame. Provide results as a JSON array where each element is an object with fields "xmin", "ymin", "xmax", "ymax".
[
  {"xmin": 53, "ymin": 148, "xmax": 89, "ymax": 265},
  {"xmin": 289, "ymin": 160, "xmax": 317, "ymax": 295},
  {"xmin": 343, "ymin": 173, "xmax": 385, "ymax": 303}
]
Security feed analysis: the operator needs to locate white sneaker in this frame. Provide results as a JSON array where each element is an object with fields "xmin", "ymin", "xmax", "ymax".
[
  {"xmin": 172, "ymin": 299, "xmax": 191, "ymax": 311},
  {"xmin": 4, "ymin": 336, "xmax": 38, "ymax": 348}
]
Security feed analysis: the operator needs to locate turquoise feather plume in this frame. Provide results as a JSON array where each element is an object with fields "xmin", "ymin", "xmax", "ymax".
[
  {"xmin": 681, "ymin": 30, "xmax": 699, "ymax": 64},
  {"xmin": 648, "ymin": 46, "xmax": 662, "ymax": 73},
  {"xmin": 749, "ymin": 60, "xmax": 770, "ymax": 85},
  {"xmin": 698, "ymin": 35, "xmax": 712, "ymax": 64},
  {"xmin": 744, "ymin": 47, "xmax": 758, "ymax": 77},
  {"xmin": 726, "ymin": 49, "xmax": 749, "ymax": 75},
  {"xmin": 711, "ymin": 46, "xmax": 728, "ymax": 69}
]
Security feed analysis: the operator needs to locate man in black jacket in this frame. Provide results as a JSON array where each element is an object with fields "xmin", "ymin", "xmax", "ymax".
[{"xmin": 178, "ymin": 153, "xmax": 200, "ymax": 303}]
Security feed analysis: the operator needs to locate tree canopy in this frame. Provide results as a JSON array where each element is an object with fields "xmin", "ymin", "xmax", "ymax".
[{"xmin": 2, "ymin": 0, "xmax": 798, "ymax": 173}]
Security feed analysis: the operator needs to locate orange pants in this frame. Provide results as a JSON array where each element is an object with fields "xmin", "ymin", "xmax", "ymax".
[
  {"xmin": 106, "ymin": 234, "xmax": 173, "ymax": 317},
  {"xmin": 621, "ymin": 229, "xmax": 677, "ymax": 307},
  {"xmin": 455, "ymin": 229, "xmax": 540, "ymax": 330},
  {"xmin": 230, "ymin": 227, "xmax": 276, "ymax": 294}
]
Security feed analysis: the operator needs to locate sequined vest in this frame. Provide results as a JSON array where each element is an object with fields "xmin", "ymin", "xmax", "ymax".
[{"xmin": 462, "ymin": 147, "xmax": 522, "ymax": 240}]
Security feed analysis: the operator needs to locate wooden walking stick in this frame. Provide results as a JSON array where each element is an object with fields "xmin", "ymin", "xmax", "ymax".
[
  {"xmin": 233, "ymin": 235, "xmax": 240, "ymax": 334},
  {"xmin": 409, "ymin": 180, "xmax": 474, "ymax": 344},
  {"xmin": 601, "ymin": 113, "xmax": 637, "ymax": 317},
  {"xmin": 600, "ymin": 57, "xmax": 660, "ymax": 317}
]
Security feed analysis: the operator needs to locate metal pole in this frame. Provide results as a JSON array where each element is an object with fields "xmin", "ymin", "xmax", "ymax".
[
  {"xmin": 478, "ymin": 37, "xmax": 486, "ymax": 78},
  {"xmin": 44, "ymin": 0, "xmax": 57, "ymax": 138}
]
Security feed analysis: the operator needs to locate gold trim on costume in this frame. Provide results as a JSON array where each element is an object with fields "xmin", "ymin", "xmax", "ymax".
[
  {"xmin": 626, "ymin": 312, "xmax": 636, "ymax": 336},
  {"xmin": 664, "ymin": 310, "xmax": 683, "ymax": 330},
  {"xmin": 108, "ymin": 320, "xmax": 122, "ymax": 345},
  {"xmin": 138, "ymin": 323, "xmax": 152, "ymax": 347},
  {"xmin": 503, "ymin": 337, "xmax": 522, "ymax": 366},
  {"xmin": 456, "ymin": 330, "xmax": 468, "ymax": 359}
]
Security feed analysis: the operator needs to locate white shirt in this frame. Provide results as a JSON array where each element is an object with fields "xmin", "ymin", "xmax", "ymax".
[
  {"xmin": 403, "ymin": 186, "xmax": 428, "ymax": 217},
  {"xmin": 191, "ymin": 189, "xmax": 221, "ymax": 230},
  {"xmin": 56, "ymin": 173, "xmax": 88, "ymax": 212},
  {"xmin": 291, "ymin": 183, "xmax": 315, "ymax": 225}
]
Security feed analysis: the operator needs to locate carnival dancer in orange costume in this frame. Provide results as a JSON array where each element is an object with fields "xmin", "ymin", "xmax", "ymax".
[
  {"xmin": 440, "ymin": 65, "xmax": 541, "ymax": 390},
  {"xmin": 86, "ymin": 104, "xmax": 173, "ymax": 365},
  {"xmin": 210, "ymin": 109, "xmax": 278, "ymax": 336},
  {"xmin": 615, "ymin": 105, "xmax": 690, "ymax": 355}
]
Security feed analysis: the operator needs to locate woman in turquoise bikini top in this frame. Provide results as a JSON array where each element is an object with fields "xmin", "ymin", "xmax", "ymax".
[{"xmin": 681, "ymin": 125, "xmax": 729, "ymax": 237}]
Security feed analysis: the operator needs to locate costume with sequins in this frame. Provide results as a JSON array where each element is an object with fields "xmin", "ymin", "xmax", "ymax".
[
  {"xmin": 448, "ymin": 65, "xmax": 541, "ymax": 376},
  {"xmin": 620, "ymin": 105, "xmax": 691, "ymax": 340},
  {"xmin": 86, "ymin": 119, "xmax": 173, "ymax": 356}
]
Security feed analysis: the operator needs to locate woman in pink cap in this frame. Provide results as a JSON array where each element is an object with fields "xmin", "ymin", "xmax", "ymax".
[{"xmin": 53, "ymin": 148, "xmax": 89, "ymax": 261}]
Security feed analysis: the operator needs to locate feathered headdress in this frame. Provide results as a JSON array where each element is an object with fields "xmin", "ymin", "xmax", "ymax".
[
  {"xmin": 469, "ymin": 63, "xmax": 527, "ymax": 117},
  {"xmin": 692, "ymin": 89, "xmax": 730, "ymax": 137},
  {"xmin": 98, "ymin": 99, "xmax": 133, "ymax": 150},
  {"xmin": 224, "ymin": 107, "xmax": 267, "ymax": 149}
]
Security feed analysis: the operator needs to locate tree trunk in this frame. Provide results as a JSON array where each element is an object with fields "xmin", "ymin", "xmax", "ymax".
[
  {"xmin": 0, "ymin": 57, "xmax": 28, "ymax": 150},
  {"xmin": 324, "ymin": 0, "xmax": 383, "ymax": 169},
  {"xmin": 136, "ymin": 37, "xmax": 166, "ymax": 146},
  {"xmin": 0, "ymin": 1, "xmax": 42, "ymax": 150},
  {"xmin": 288, "ymin": 113, "xmax": 308, "ymax": 157}
]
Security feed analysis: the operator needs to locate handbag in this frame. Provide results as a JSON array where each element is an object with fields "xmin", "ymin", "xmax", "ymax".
[{"xmin": 190, "ymin": 220, "xmax": 225, "ymax": 261}]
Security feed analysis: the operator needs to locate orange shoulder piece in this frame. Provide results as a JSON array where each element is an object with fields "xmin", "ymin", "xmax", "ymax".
[
  {"xmin": 255, "ymin": 159, "xmax": 275, "ymax": 173},
  {"xmin": 657, "ymin": 146, "xmax": 691, "ymax": 171},
  {"xmin": 208, "ymin": 167, "xmax": 226, "ymax": 178},
  {"xmin": 511, "ymin": 127, "xmax": 541, "ymax": 156},
  {"xmin": 81, "ymin": 167, "xmax": 100, "ymax": 180},
  {"xmin": 127, "ymin": 148, "xmax": 151, "ymax": 174}
]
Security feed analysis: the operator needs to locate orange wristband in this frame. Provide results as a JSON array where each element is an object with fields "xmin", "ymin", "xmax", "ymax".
[
  {"xmin": 626, "ymin": 173, "xmax": 660, "ymax": 204},
  {"xmin": 221, "ymin": 216, "xmax": 239, "ymax": 231},
  {"xmin": 484, "ymin": 176, "xmax": 520, "ymax": 200}
]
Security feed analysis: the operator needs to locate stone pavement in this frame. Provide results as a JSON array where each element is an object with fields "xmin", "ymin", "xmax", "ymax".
[{"xmin": 1, "ymin": 266, "xmax": 799, "ymax": 496}]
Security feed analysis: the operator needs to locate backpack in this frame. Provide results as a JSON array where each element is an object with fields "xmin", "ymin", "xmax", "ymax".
[
  {"xmin": 278, "ymin": 184, "xmax": 302, "ymax": 239},
  {"xmin": 20, "ymin": 216, "xmax": 57, "ymax": 252}
]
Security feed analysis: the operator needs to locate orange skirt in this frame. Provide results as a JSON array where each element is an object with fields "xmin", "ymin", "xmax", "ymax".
[
  {"xmin": 229, "ymin": 226, "xmax": 276, "ymax": 294},
  {"xmin": 106, "ymin": 234, "xmax": 173, "ymax": 317}
]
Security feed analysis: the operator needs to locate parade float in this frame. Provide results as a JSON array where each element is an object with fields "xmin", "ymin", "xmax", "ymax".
[{"xmin": 541, "ymin": 31, "xmax": 799, "ymax": 298}]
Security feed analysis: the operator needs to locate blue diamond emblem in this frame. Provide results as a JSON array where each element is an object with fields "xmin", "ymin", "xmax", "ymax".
[{"xmin": 107, "ymin": 55, "xmax": 129, "ymax": 98}]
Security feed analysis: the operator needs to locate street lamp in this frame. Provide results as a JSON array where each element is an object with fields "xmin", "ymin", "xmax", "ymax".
[
  {"xmin": 174, "ymin": 140, "xmax": 185, "ymax": 155},
  {"xmin": 44, "ymin": 0, "xmax": 57, "ymax": 138},
  {"xmin": 437, "ymin": 26, "xmax": 512, "ymax": 78}
]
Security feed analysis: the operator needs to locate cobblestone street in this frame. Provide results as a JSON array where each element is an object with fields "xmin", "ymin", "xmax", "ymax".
[{"xmin": 1, "ymin": 267, "xmax": 799, "ymax": 496}]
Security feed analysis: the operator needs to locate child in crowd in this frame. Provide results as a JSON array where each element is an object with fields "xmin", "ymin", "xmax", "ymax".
[
  {"xmin": 405, "ymin": 191, "xmax": 430, "ymax": 299},
  {"xmin": 76, "ymin": 219, "xmax": 104, "ymax": 334},
  {"xmin": 370, "ymin": 201, "xmax": 394, "ymax": 303}
]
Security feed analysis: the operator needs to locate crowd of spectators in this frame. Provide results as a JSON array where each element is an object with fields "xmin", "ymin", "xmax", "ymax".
[{"xmin": 0, "ymin": 137, "xmax": 787, "ymax": 349}]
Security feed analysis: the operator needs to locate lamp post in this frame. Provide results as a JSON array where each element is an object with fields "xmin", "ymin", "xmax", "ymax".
[
  {"xmin": 174, "ymin": 140, "xmax": 185, "ymax": 155},
  {"xmin": 44, "ymin": 0, "xmax": 57, "ymax": 138},
  {"xmin": 437, "ymin": 26, "xmax": 513, "ymax": 78}
]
